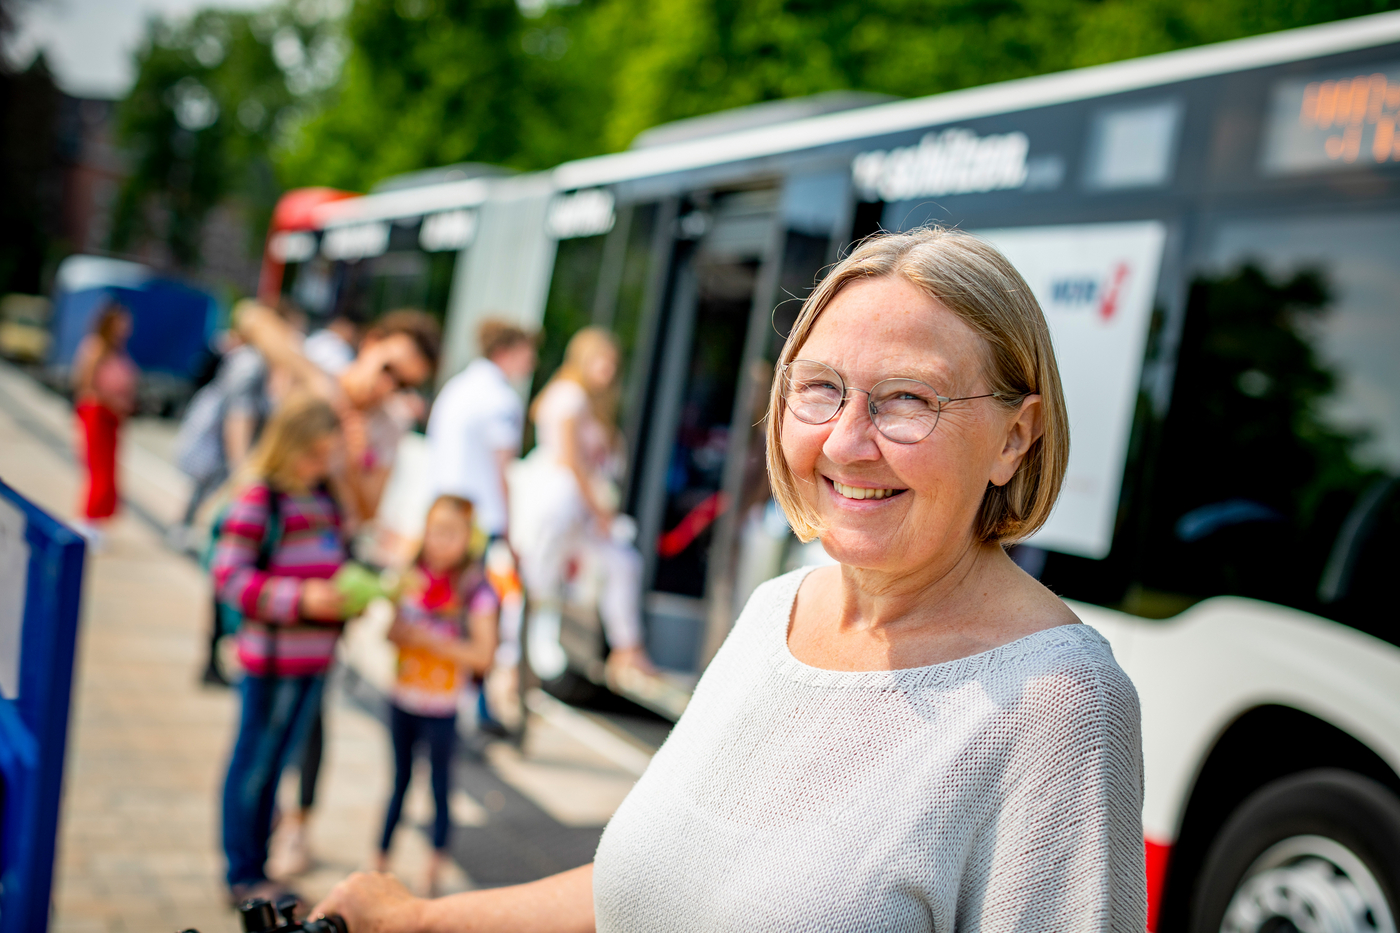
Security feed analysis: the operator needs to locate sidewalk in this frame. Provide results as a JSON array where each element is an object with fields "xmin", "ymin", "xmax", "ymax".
[{"xmin": 0, "ymin": 361, "xmax": 649, "ymax": 933}]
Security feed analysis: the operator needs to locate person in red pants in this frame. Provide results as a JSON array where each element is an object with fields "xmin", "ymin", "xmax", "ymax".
[{"xmin": 71, "ymin": 303, "xmax": 138, "ymax": 549}]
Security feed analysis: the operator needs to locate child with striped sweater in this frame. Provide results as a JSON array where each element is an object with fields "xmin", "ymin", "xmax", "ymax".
[{"xmin": 211, "ymin": 395, "xmax": 352, "ymax": 904}]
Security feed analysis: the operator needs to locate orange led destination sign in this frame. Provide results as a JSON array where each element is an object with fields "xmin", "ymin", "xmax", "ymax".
[{"xmin": 1262, "ymin": 62, "xmax": 1400, "ymax": 173}]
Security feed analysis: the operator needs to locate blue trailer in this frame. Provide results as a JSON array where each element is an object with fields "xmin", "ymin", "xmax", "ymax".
[{"xmin": 48, "ymin": 255, "xmax": 219, "ymax": 411}]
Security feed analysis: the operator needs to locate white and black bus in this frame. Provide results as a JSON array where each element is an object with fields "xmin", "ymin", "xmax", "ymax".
[{"xmin": 266, "ymin": 11, "xmax": 1400, "ymax": 930}]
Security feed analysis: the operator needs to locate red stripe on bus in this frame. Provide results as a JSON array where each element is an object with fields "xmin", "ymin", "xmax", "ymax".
[
  {"xmin": 657, "ymin": 491, "xmax": 729, "ymax": 558},
  {"xmin": 1145, "ymin": 836, "xmax": 1171, "ymax": 932}
]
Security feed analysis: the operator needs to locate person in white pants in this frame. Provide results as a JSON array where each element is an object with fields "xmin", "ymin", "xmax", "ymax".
[{"xmin": 512, "ymin": 327, "xmax": 652, "ymax": 679}]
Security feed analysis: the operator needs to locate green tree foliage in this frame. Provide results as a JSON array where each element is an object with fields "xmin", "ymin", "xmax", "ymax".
[
  {"xmin": 280, "ymin": 0, "xmax": 1400, "ymax": 188},
  {"xmin": 111, "ymin": 1, "xmax": 344, "ymax": 269},
  {"xmin": 278, "ymin": 0, "xmax": 615, "ymax": 188}
]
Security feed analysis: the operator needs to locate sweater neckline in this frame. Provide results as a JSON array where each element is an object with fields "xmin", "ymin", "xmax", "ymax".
[{"xmin": 769, "ymin": 566, "xmax": 1104, "ymax": 689}]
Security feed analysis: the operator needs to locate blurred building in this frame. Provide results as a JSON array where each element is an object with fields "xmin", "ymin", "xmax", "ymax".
[
  {"xmin": 0, "ymin": 55, "xmax": 260, "ymax": 304},
  {"xmin": 0, "ymin": 54, "xmax": 129, "ymax": 297},
  {"xmin": 55, "ymin": 94, "xmax": 125, "ymax": 258}
]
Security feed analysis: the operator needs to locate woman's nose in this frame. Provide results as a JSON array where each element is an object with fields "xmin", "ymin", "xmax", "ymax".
[{"xmin": 822, "ymin": 394, "xmax": 882, "ymax": 464}]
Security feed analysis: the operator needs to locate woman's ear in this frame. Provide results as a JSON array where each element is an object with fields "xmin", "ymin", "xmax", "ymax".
[{"xmin": 989, "ymin": 395, "xmax": 1043, "ymax": 487}]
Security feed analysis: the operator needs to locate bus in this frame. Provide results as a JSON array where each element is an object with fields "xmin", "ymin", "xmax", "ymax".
[
  {"xmin": 265, "ymin": 11, "xmax": 1400, "ymax": 930},
  {"xmin": 260, "ymin": 164, "xmax": 562, "ymax": 382}
]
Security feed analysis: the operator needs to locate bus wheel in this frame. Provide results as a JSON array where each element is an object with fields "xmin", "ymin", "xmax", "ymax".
[{"xmin": 1191, "ymin": 769, "xmax": 1400, "ymax": 933}]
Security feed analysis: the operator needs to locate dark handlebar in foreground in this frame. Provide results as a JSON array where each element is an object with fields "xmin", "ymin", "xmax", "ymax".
[{"xmin": 179, "ymin": 895, "xmax": 348, "ymax": 933}]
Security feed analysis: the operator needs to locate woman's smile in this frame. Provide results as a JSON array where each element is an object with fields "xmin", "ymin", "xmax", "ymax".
[{"xmin": 826, "ymin": 477, "xmax": 908, "ymax": 502}]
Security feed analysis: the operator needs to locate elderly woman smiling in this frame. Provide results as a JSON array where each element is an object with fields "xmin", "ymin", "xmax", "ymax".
[{"xmin": 316, "ymin": 227, "xmax": 1146, "ymax": 932}]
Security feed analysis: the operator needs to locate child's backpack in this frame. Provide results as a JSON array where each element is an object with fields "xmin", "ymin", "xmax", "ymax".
[{"xmin": 203, "ymin": 483, "xmax": 283, "ymax": 638}]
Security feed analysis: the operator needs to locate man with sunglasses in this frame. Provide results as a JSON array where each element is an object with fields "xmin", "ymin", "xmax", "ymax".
[{"xmin": 235, "ymin": 301, "xmax": 440, "ymax": 525}]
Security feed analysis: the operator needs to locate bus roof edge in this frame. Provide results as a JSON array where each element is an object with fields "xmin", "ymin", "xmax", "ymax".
[{"xmin": 553, "ymin": 10, "xmax": 1400, "ymax": 191}]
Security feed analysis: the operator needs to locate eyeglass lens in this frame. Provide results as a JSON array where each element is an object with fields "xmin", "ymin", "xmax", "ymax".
[{"xmin": 783, "ymin": 360, "xmax": 943, "ymax": 444}]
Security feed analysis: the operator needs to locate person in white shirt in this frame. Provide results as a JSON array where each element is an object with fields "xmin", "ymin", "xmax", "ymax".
[
  {"xmin": 426, "ymin": 319, "xmax": 537, "ymax": 541},
  {"xmin": 314, "ymin": 228, "xmax": 1145, "ymax": 933},
  {"xmin": 426, "ymin": 320, "xmax": 535, "ymax": 720}
]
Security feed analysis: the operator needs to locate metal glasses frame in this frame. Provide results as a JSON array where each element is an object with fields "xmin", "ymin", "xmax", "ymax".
[{"xmin": 779, "ymin": 359, "xmax": 1004, "ymax": 444}]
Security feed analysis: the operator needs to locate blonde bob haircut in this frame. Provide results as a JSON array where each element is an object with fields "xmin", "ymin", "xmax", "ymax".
[
  {"xmin": 766, "ymin": 226, "xmax": 1069, "ymax": 545},
  {"xmin": 243, "ymin": 393, "xmax": 342, "ymax": 493}
]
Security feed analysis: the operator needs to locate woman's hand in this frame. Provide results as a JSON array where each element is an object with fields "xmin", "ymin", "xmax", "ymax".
[
  {"xmin": 314, "ymin": 863, "xmax": 596, "ymax": 933},
  {"xmin": 313, "ymin": 871, "xmax": 425, "ymax": 933},
  {"xmin": 301, "ymin": 579, "xmax": 347, "ymax": 620}
]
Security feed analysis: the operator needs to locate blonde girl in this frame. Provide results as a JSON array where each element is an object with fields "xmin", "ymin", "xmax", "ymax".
[
  {"xmin": 212, "ymin": 394, "xmax": 352, "ymax": 904},
  {"xmin": 377, "ymin": 494, "xmax": 499, "ymax": 894}
]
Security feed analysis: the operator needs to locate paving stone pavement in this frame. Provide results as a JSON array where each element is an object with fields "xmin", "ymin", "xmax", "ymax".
[{"xmin": 0, "ymin": 362, "xmax": 647, "ymax": 933}]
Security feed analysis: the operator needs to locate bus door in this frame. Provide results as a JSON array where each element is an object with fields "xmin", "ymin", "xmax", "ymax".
[
  {"xmin": 634, "ymin": 171, "xmax": 857, "ymax": 673},
  {"xmin": 631, "ymin": 188, "xmax": 781, "ymax": 671}
]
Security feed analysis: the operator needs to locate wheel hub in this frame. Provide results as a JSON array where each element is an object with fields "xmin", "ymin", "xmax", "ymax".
[{"xmin": 1221, "ymin": 835, "xmax": 1396, "ymax": 933}]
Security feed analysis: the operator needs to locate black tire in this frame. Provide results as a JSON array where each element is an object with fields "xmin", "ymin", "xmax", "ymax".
[{"xmin": 1190, "ymin": 768, "xmax": 1400, "ymax": 933}]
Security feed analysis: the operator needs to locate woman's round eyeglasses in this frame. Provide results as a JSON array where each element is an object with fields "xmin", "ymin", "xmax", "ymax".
[{"xmin": 780, "ymin": 359, "xmax": 1004, "ymax": 444}]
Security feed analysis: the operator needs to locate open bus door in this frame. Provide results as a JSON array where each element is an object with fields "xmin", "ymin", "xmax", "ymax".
[
  {"xmin": 533, "ymin": 171, "xmax": 859, "ymax": 712},
  {"xmin": 532, "ymin": 187, "xmax": 784, "ymax": 711},
  {"xmin": 630, "ymin": 188, "xmax": 781, "ymax": 675}
]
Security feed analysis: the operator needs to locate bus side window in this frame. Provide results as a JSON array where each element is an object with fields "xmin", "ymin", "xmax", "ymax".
[
  {"xmin": 1135, "ymin": 212, "xmax": 1400, "ymax": 647},
  {"xmin": 1319, "ymin": 478, "xmax": 1400, "ymax": 645},
  {"xmin": 1141, "ymin": 261, "xmax": 1340, "ymax": 609}
]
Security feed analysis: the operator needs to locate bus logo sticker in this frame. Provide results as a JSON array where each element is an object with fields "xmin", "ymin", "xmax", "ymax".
[
  {"xmin": 851, "ymin": 128, "xmax": 1030, "ymax": 202},
  {"xmin": 974, "ymin": 223, "xmax": 1166, "ymax": 560},
  {"xmin": 1048, "ymin": 262, "xmax": 1132, "ymax": 322}
]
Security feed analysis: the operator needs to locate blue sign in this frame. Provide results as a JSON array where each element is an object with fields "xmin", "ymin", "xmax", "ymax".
[{"xmin": 0, "ymin": 479, "xmax": 85, "ymax": 933}]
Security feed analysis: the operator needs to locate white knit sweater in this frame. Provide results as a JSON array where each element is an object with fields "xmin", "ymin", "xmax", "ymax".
[{"xmin": 593, "ymin": 568, "xmax": 1146, "ymax": 932}]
